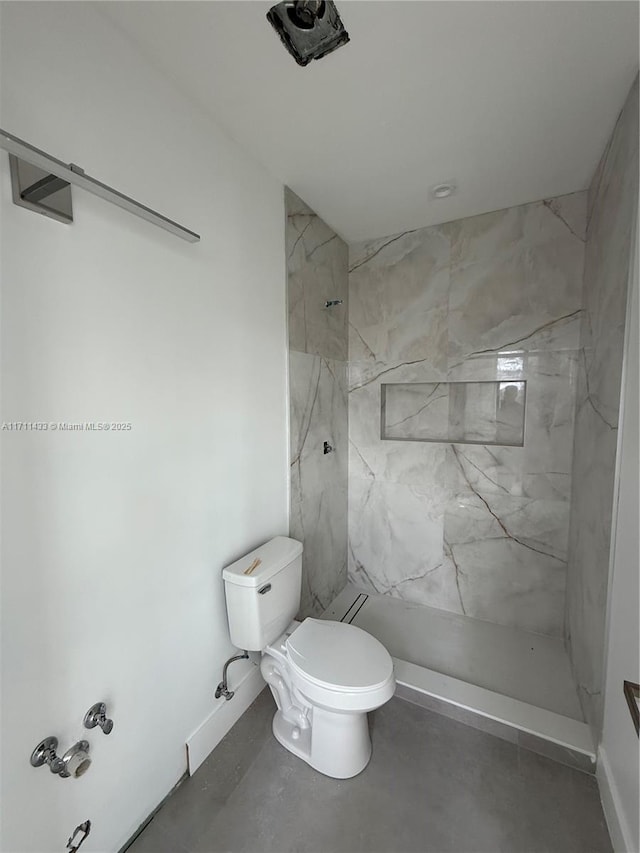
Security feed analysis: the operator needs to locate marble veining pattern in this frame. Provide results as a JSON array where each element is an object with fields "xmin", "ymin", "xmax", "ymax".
[
  {"xmin": 286, "ymin": 188, "xmax": 349, "ymax": 617},
  {"xmin": 348, "ymin": 193, "xmax": 586, "ymax": 636},
  {"xmin": 565, "ymin": 76, "xmax": 639, "ymax": 732},
  {"xmin": 290, "ymin": 351, "xmax": 348, "ymax": 615},
  {"xmin": 287, "ymin": 189, "xmax": 349, "ymax": 362}
]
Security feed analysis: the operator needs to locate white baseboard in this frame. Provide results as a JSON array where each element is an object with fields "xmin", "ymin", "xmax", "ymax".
[
  {"xmin": 597, "ymin": 746, "xmax": 637, "ymax": 853},
  {"xmin": 186, "ymin": 658, "xmax": 266, "ymax": 774}
]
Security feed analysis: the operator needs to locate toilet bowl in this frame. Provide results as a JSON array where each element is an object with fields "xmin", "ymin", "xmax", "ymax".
[
  {"xmin": 261, "ymin": 617, "xmax": 395, "ymax": 778},
  {"xmin": 222, "ymin": 536, "xmax": 395, "ymax": 779}
]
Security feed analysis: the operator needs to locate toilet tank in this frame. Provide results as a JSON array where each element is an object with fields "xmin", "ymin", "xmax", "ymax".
[{"xmin": 222, "ymin": 536, "xmax": 303, "ymax": 651}]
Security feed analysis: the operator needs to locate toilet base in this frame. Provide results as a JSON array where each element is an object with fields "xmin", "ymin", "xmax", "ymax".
[{"xmin": 271, "ymin": 704, "xmax": 372, "ymax": 779}]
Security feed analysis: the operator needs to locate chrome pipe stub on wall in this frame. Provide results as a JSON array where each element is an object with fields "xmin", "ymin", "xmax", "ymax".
[
  {"xmin": 59, "ymin": 741, "xmax": 92, "ymax": 778},
  {"xmin": 30, "ymin": 737, "xmax": 91, "ymax": 778},
  {"xmin": 83, "ymin": 702, "xmax": 114, "ymax": 734},
  {"xmin": 30, "ymin": 737, "xmax": 65, "ymax": 774}
]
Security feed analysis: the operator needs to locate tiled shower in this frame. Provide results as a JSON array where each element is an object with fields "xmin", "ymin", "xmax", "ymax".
[
  {"xmin": 348, "ymin": 192, "xmax": 584, "ymax": 638},
  {"xmin": 287, "ymin": 188, "xmax": 349, "ymax": 617},
  {"xmin": 287, "ymin": 75, "xmax": 638, "ymax": 736},
  {"xmin": 566, "ymin": 75, "xmax": 639, "ymax": 732}
]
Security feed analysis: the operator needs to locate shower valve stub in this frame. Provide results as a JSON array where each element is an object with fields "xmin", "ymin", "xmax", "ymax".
[
  {"xmin": 30, "ymin": 737, "xmax": 65, "ymax": 774},
  {"xmin": 30, "ymin": 737, "xmax": 92, "ymax": 778},
  {"xmin": 83, "ymin": 702, "xmax": 114, "ymax": 735}
]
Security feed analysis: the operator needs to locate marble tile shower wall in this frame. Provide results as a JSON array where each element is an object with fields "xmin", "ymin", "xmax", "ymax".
[
  {"xmin": 286, "ymin": 189, "xmax": 349, "ymax": 617},
  {"xmin": 348, "ymin": 193, "xmax": 587, "ymax": 637},
  {"xmin": 566, "ymin": 76, "xmax": 639, "ymax": 732}
]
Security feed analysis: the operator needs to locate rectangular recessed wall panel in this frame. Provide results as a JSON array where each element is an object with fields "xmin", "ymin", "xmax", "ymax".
[{"xmin": 381, "ymin": 381, "xmax": 526, "ymax": 446}]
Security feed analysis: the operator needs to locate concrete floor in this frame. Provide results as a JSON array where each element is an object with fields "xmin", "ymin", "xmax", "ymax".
[{"xmin": 127, "ymin": 689, "xmax": 612, "ymax": 853}]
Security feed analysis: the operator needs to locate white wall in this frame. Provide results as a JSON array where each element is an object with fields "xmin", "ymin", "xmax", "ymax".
[
  {"xmin": 0, "ymin": 4, "xmax": 287, "ymax": 852},
  {"xmin": 598, "ymin": 233, "xmax": 639, "ymax": 853}
]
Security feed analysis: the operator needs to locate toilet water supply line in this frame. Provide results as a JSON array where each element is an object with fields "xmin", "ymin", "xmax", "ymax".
[{"xmin": 215, "ymin": 652, "xmax": 249, "ymax": 701}]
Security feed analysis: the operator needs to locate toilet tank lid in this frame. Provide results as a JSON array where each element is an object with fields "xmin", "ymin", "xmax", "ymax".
[{"xmin": 222, "ymin": 536, "xmax": 303, "ymax": 588}]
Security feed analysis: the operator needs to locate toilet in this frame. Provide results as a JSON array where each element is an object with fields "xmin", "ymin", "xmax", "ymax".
[{"xmin": 222, "ymin": 536, "xmax": 395, "ymax": 779}]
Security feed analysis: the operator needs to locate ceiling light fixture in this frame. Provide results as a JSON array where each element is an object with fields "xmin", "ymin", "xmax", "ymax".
[{"xmin": 431, "ymin": 182, "xmax": 457, "ymax": 199}]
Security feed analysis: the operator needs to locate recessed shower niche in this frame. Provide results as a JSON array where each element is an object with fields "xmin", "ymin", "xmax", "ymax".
[{"xmin": 380, "ymin": 380, "xmax": 526, "ymax": 446}]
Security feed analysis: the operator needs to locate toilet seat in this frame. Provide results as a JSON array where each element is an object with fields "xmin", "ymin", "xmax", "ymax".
[{"xmin": 284, "ymin": 618, "xmax": 395, "ymax": 712}]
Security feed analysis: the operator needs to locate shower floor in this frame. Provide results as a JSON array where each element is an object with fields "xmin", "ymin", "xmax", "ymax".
[
  {"xmin": 323, "ymin": 586, "xmax": 594, "ymax": 769},
  {"xmin": 324, "ymin": 585, "xmax": 582, "ymax": 719}
]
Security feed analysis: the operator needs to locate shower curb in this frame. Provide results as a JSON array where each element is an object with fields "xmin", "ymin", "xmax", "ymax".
[{"xmin": 394, "ymin": 658, "xmax": 596, "ymax": 774}]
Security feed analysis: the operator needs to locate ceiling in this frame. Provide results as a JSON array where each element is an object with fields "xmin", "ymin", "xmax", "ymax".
[{"xmin": 99, "ymin": 1, "xmax": 639, "ymax": 242}]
